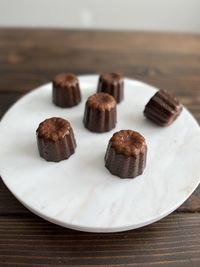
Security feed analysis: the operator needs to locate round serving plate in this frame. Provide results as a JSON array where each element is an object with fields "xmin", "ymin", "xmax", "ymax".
[{"xmin": 0, "ymin": 75, "xmax": 200, "ymax": 233}]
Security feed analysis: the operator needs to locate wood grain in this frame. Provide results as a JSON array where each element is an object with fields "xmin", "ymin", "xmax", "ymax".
[
  {"xmin": 0, "ymin": 214, "xmax": 200, "ymax": 266},
  {"xmin": 0, "ymin": 29, "xmax": 200, "ymax": 121},
  {"xmin": 0, "ymin": 29, "xmax": 200, "ymax": 266}
]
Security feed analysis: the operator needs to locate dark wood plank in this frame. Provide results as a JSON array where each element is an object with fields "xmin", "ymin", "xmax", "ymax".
[
  {"xmin": 178, "ymin": 186, "xmax": 200, "ymax": 212},
  {"xmin": 0, "ymin": 213, "xmax": 199, "ymax": 266},
  {"xmin": 0, "ymin": 29, "xmax": 200, "ymax": 95},
  {"xmin": 0, "ymin": 92, "xmax": 22, "ymax": 118},
  {"xmin": 0, "ymin": 29, "xmax": 200, "ymax": 121},
  {"xmin": 0, "ymin": 179, "xmax": 27, "ymax": 215}
]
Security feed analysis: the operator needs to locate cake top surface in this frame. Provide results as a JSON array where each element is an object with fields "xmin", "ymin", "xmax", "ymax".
[
  {"xmin": 53, "ymin": 73, "xmax": 78, "ymax": 88},
  {"xmin": 110, "ymin": 130, "xmax": 146, "ymax": 157},
  {"xmin": 86, "ymin": 93, "xmax": 116, "ymax": 110},
  {"xmin": 37, "ymin": 117, "xmax": 72, "ymax": 142},
  {"xmin": 99, "ymin": 72, "xmax": 123, "ymax": 85}
]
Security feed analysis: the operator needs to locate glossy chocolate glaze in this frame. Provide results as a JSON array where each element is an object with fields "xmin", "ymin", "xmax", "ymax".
[
  {"xmin": 97, "ymin": 72, "xmax": 124, "ymax": 103},
  {"xmin": 144, "ymin": 89, "xmax": 183, "ymax": 126},
  {"xmin": 105, "ymin": 130, "xmax": 147, "ymax": 178},
  {"xmin": 53, "ymin": 73, "xmax": 81, "ymax": 108}
]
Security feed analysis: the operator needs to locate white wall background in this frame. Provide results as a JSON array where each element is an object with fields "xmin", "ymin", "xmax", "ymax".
[{"xmin": 0, "ymin": 0, "xmax": 200, "ymax": 32}]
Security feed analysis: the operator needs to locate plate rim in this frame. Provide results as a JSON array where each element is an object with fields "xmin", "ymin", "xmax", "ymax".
[{"xmin": 0, "ymin": 75, "xmax": 200, "ymax": 233}]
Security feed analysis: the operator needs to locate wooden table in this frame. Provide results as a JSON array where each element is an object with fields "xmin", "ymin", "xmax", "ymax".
[{"xmin": 0, "ymin": 29, "xmax": 200, "ymax": 266}]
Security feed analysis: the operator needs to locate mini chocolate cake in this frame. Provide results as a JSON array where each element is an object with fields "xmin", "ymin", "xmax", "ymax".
[
  {"xmin": 36, "ymin": 117, "xmax": 76, "ymax": 162},
  {"xmin": 105, "ymin": 130, "xmax": 147, "ymax": 178},
  {"xmin": 83, "ymin": 92, "xmax": 117, "ymax": 133},
  {"xmin": 53, "ymin": 73, "xmax": 81, "ymax": 107},
  {"xmin": 144, "ymin": 89, "xmax": 183, "ymax": 126},
  {"xmin": 97, "ymin": 72, "xmax": 124, "ymax": 103}
]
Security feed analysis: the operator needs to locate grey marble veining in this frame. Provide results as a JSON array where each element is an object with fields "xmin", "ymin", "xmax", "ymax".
[{"xmin": 0, "ymin": 75, "xmax": 200, "ymax": 232}]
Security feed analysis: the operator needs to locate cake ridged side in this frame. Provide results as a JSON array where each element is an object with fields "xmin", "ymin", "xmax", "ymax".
[
  {"xmin": 105, "ymin": 143, "xmax": 147, "ymax": 178},
  {"xmin": 83, "ymin": 106, "xmax": 116, "ymax": 133},
  {"xmin": 53, "ymin": 85, "xmax": 81, "ymax": 108},
  {"xmin": 37, "ymin": 130, "xmax": 76, "ymax": 162},
  {"xmin": 144, "ymin": 90, "xmax": 182, "ymax": 126}
]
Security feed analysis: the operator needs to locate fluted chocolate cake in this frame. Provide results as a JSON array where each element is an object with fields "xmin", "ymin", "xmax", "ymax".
[
  {"xmin": 36, "ymin": 117, "xmax": 76, "ymax": 162},
  {"xmin": 97, "ymin": 72, "xmax": 124, "ymax": 103},
  {"xmin": 83, "ymin": 92, "xmax": 117, "ymax": 133},
  {"xmin": 53, "ymin": 73, "xmax": 81, "ymax": 107},
  {"xmin": 144, "ymin": 89, "xmax": 183, "ymax": 126},
  {"xmin": 105, "ymin": 130, "xmax": 147, "ymax": 178}
]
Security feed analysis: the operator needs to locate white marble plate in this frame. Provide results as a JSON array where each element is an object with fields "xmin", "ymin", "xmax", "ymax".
[{"xmin": 0, "ymin": 75, "xmax": 200, "ymax": 233}]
